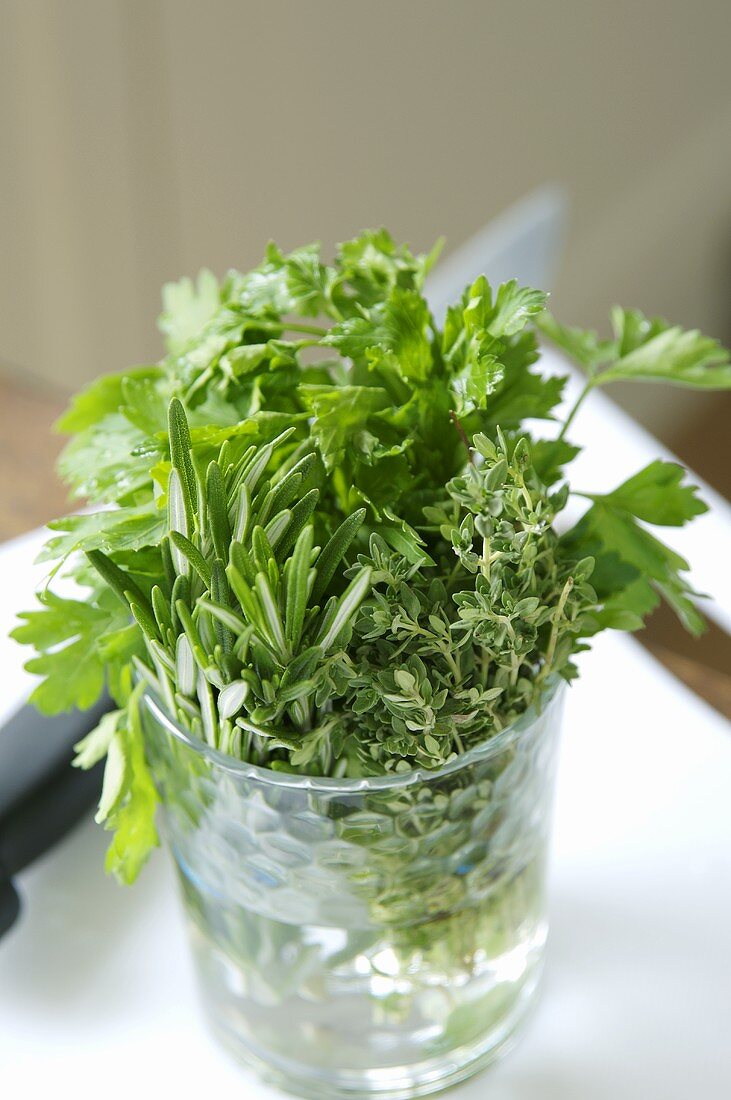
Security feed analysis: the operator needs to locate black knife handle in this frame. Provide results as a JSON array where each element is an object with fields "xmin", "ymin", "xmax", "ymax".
[
  {"xmin": 0, "ymin": 877, "xmax": 20, "ymax": 940},
  {"xmin": 0, "ymin": 693, "xmax": 113, "ymax": 936}
]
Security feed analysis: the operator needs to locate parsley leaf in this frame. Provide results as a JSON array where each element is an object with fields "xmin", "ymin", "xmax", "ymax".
[
  {"xmin": 75, "ymin": 689, "xmax": 159, "ymax": 884},
  {"xmin": 11, "ymin": 589, "xmax": 127, "ymax": 713},
  {"xmin": 540, "ymin": 304, "xmax": 731, "ymax": 389},
  {"xmin": 324, "ymin": 287, "xmax": 433, "ymax": 383},
  {"xmin": 335, "ymin": 228, "xmax": 439, "ymax": 308},
  {"xmin": 589, "ymin": 460, "xmax": 707, "ymax": 526},
  {"xmin": 536, "ymin": 311, "xmax": 615, "ymax": 370},
  {"xmin": 159, "ymin": 269, "xmax": 220, "ymax": 354},
  {"xmin": 530, "ymin": 439, "xmax": 581, "ymax": 485},
  {"xmin": 565, "ymin": 460, "xmax": 708, "ymax": 633},
  {"xmin": 444, "ymin": 278, "xmax": 548, "ymax": 412},
  {"xmin": 600, "ymin": 308, "xmax": 731, "ymax": 387},
  {"xmin": 562, "ymin": 500, "xmax": 705, "ymax": 635},
  {"xmin": 301, "ymin": 385, "xmax": 392, "ymax": 470},
  {"xmin": 37, "ymin": 506, "xmax": 166, "ymax": 564}
]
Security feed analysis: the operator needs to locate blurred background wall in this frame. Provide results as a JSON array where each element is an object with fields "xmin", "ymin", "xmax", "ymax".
[{"xmin": 1, "ymin": 0, "xmax": 730, "ymax": 457}]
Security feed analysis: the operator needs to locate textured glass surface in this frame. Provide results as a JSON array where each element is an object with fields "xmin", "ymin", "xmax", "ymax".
[{"xmin": 143, "ymin": 685, "xmax": 564, "ymax": 1099}]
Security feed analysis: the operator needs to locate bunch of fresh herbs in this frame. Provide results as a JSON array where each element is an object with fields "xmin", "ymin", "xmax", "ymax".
[{"xmin": 11, "ymin": 230, "xmax": 730, "ymax": 882}]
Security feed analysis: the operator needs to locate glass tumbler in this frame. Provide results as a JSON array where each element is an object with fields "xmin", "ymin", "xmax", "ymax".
[{"xmin": 142, "ymin": 683, "xmax": 565, "ymax": 1099}]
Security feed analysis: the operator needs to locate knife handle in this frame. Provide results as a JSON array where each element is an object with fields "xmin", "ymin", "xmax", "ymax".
[{"xmin": 0, "ymin": 694, "xmax": 113, "ymax": 936}]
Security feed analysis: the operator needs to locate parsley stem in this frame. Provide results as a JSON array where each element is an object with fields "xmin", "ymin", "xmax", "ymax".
[
  {"xmin": 254, "ymin": 320, "xmax": 329, "ymax": 338},
  {"xmin": 557, "ymin": 379, "xmax": 593, "ymax": 441},
  {"xmin": 285, "ymin": 322, "xmax": 329, "ymax": 337}
]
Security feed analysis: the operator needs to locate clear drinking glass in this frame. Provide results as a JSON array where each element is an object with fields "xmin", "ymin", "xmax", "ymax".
[{"xmin": 142, "ymin": 683, "xmax": 565, "ymax": 1099}]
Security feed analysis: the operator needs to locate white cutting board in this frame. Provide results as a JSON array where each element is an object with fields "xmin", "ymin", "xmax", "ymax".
[{"xmin": 0, "ymin": 520, "xmax": 729, "ymax": 1099}]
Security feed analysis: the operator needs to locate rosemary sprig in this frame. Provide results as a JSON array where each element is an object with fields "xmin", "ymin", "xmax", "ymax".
[{"xmin": 86, "ymin": 399, "xmax": 371, "ymax": 769}]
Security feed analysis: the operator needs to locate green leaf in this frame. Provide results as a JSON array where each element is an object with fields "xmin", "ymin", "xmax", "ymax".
[
  {"xmin": 324, "ymin": 287, "xmax": 433, "ymax": 383},
  {"xmin": 268, "ymin": 453, "xmax": 315, "ymax": 513},
  {"xmin": 255, "ymin": 572, "xmax": 286, "ymax": 653},
  {"xmin": 317, "ymin": 567, "xmax": 372, "ymax": 650},
  {"xmin": 101, "ymin": 690, "xmax": 159, "ymax": 884},
  {"xmin": 241, "ymin": 427, "xmax": 296, "ymax": 494},
  {"xmin": 38, "ymin": 507, "xmax": 166, "ymax": 565},
  {"xmin": 175, "ymin": 600, "xmax": 209, "ymax": 669},
  {"xmin": 55, "ymin": 366, "xmax": 164, "ymax": 435},
  {"xmin": 310, "ymin": 508, "xmax": 366, "ymax": 606},
  {"xmin": 553, "ymin": 304, "xmax": 731, "ymax": 391},
  {"xmin": 167, "ymin": 469, "xmax": 190, "ymax": 568},
  {"xmin": 591, "ymin": 461, "xmax": 707, "ymax": 526},
  {"xmin": 284, "ymin": 243, "xmax": 335, "ymax": 317},
  {"xmin": 168, "ymin": 399, "xmax": 197, "ymax": 518},
  {"xmin": 231, "ymin": 483, "xmax": 251, "ymax": 543},
  {"xmin": 57, "ymin": 374, "xmax": 128, "ymax": 434},
  {"xmin": 378, "ymin": 509, "xmax": 435, "ymax": 567},
  {"xmin": 95, "ymin": 727, "xmax": 129, "ymax": 823},
  {"xmin": 483, "ymin": 278, "xmax": 547, "ymax": 338},
  {"xmin": 218, "ymin": 679, "xmax": 248, "ymax": 719},
  {"xmin": 264, "ymin": 508, "xmax": 292, "ymax": 550},
  {"xmin": 536, "ymin": 311, "xmax": 615, "ymax": 370},
  {"xmin": 447, "ymin": 274, "xmax": 544, "ymax": 358},
  {"xmin": 251, "ymin": 525, "xmax": 276, "ymax": 577},
  {"xmin": 530, "ymin": 439, "xmax": 581, "ymax": 485},
  {"xmin": 56, "ymin": 412, "xmax": 158, "ymax": 504},
  {"xmin": 275, "ymin": 488, "xmax": 320, "ymax": 559},
  {"xmin": 159, "ymin": 269, "xmax": 219, "ymax": 354},
  {"xmin": 226, "ymin": 565, "xmax": 261, "ymax": 629},
  {"xmin": 127, "ymin": 597, "xmax": 161, "ymax": 645},
  {"xmin": 175, "ymin": 633, "xmax": 196, "ymax": 695},
  {"xmin": 73, "ymin": 708, "xmax": 122, "ymax": 769},
  {"xmin": 278, "ymin": 646, "xmax": 323, "ymax": 694},
  {"xmin": 85, "ymin": 548, "xmax": 149, "ymax": 611},
  {"xmin": 464, "ymin": 349, "xmax": 503, "ymax": 408},
  {"xmin": 198, "ymin": 598, "xmax": 247, "ymax": 636},
  {"xmin": 222, "ymin": 343, "xmax": 270, "ymax": 379},
  {"xmin": 598, "ymin": 311, "xmax": 731, "ymax": 388},
  {"xmin": 466, "ymin": 332, "xmax": 566, "ymax": 427},
  {"xmin": 206, "ymin": 461, "xmax": 232, "ymax": 560},
  {"xmin": 445, "ymin": 277, "xmax": 546, "ymax": 410},
  {"xmin": 24, "ymin": 635, "xmax": 105, "ymax": 714},
  {"xmin": 336, "ymin": 229, "xmax": 437, "ymax": 305},
  {"xmin": 378, "ymin": 288, "xmax": 433, "ymax": 382},
  {"xmin": 302, "ymin": 385, "xmax": 391, "ymax": 469},
  {"xmin": 168, "ymin": 530, "xmax": 212, "ymax": 586},
  {"xmin": 285, "ymin": 525, "xmax": 314, "ymax": 646},
  {"xmin": 12, "ymin": 590, "xmax": 124, "ymax": 714},
  {"xmin": 563, "ymin": 501, "xmax": 705, "ymax": 635},
  {"xmin": 235, "ymin": 244, "xmax": 293, "ymax": 315},
  {"xmin": 98, "ymin": 623, "xmax": 144, "ymax": 666},
  {"xmin": 120, "ymin": 375, "xmax": 170, "ymax": 437}
]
